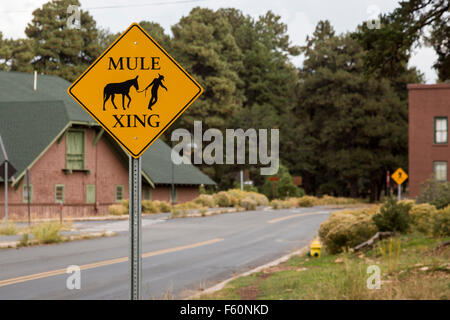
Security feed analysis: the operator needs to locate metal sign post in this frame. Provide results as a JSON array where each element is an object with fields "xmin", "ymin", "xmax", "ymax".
[
  {"xmin": 129, "ymin": 156, "xmax": 142, "ymax": 300},
  {"xmin": 67, "ymin": 23, "xmax": 203, "ymax": 300},
  {"xmin": 391, "ymin": 168, "xmax": 408, "ymax": 202}
]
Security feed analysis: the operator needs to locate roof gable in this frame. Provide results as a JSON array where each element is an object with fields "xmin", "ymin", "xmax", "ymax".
[{"xmin": 0, "ymin": 71, "xmax": 215, "ymax": 186}]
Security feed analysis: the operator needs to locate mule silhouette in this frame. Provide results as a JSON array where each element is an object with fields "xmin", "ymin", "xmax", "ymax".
[{"xmin": 103, "ymin": 76, "xmax": 139, "ymax": 111}]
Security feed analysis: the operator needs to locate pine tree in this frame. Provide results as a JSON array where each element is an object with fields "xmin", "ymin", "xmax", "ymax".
[{"xmin": 23, "ymin": 0, "xmax": 102, "ymax": 81}]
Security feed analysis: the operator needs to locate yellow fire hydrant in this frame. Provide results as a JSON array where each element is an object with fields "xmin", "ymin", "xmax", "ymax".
[{"xmin": 310, "ymin": 239, "xmax": 322, "ymax": 258}]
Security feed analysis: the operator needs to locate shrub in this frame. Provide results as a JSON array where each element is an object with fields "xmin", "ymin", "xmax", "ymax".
[
  {"xmin": 142, "ymin": 200, "xmax": 157, "ymax": 213},
  {"xmin": 316, "ymin": 195, "xmax": 360, "ymax": 206},
  {"xmin": 319, "ymin": 207, "xmax": 378, "ymax": 254},
  {"xmin": 298, "ymin": 196, "xmax": 317, "ymax": 207},
  {"xmin": 270, "ymin": 199, "xmax": 287, "ymax": 209},
  {"xmin": 433, "ymin": 206, "xmax": 450, "ymax": 237},
  {"xmin": 0, "ymin": 222, "xmax": 18, "ymax": 235},
  {"xmin": 416, "ymin": 178, "xmax": 450, "ymax": 209},
  {"xmin": 32, "ymin": 222, "xmax": 62, "ymax": 244},
  {"xmin": 213, "ymin": 191, "xmax": 234, "ymax": 207},
  {"xmin": 373, "ymin": 197, "xmax": 412, "ymax": 233},
  {"xmin": 194, "ymin": 194, "xmax": 216, "ymax": 208},
  {"xmin": 121, "ymin": 199, "xmax": 129, "ymax": 209},
  {"xmin": 156, "ymin": 201, "xmax": 171, "ymax": 213},
  {"xmin": 409, "ymin": 203, "xmax": 437, "ymax": 235},
  {"xmin": 240, "ymin": 197, "xmax": 257, "ymax": 211},
  {"xmin": 245, "ymin": 192, "xmax": 269, "ymax": 206},
  {"xmin": 109, "ymin": 204, "xmax": 128, "ymax": 215},
  {"xmin": 261, "ymin": 163, "xmax": 302, "ymax": 199}
]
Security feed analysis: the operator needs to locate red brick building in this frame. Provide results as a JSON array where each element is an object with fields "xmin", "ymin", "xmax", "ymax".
[
  {"xmin": 408, "ymin": 83, "xmax": 450, "ymax": 198},
  {"xmin": 0, "ymin": 72, "xmax": 215, "ymax": 219}
]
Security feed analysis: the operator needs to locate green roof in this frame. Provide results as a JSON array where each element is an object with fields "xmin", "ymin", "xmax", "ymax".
[{"xmin": 0, "ymin": 71, "xmax": 215, "ymax": 186}]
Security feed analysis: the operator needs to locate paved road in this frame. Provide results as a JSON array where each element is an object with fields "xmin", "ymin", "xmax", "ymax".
[{"xmin": 0, "ymin": 207, "xmax": 333, "ymax": 300}]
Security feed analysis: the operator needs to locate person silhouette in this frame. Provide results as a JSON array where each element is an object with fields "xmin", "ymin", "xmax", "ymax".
[{"xmin": 142, "ymin": 74, "xmax": 168, "ymax": 110}]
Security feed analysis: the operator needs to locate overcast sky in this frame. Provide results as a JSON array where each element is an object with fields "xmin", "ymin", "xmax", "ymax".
[{"xmin": 0, "ymin": 0, "xmax": 438, "ymax": 83}]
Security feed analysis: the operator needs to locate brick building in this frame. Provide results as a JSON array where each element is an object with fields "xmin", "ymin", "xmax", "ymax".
[
  {"xmin": 0, "ymin": 71, "xmax": 215, "ymax": 219},
  {"xmin": 408, "ymin": 83, "xmax": 450, "ymax": 198}
]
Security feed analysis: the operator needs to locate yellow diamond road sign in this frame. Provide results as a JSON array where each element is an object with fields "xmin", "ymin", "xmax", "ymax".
[
  {"xmin": 68, "ymin": 23, "xmax": 203, "ymax": 158},
  {"xmin": 392, "ymin": 168, "xmax": 408, "ymax": 185}
]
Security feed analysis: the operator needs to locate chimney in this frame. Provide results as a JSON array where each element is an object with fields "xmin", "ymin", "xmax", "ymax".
[{"xmin": 33, "ymin": 70, "xmax": 37, "ymax": 91}]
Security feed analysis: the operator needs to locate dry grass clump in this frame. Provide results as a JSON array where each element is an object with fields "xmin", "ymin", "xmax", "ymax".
[{"xmin": 32, "ymin": 222, "xmax": 62, "ymax": 244}]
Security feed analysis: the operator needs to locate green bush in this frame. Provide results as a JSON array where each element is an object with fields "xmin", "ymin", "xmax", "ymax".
[
  {"xmin": 433, "ymin": 206, "xmax": 450, "ymax": 237},
  {"xmin": 261, "ymin": 163, "xmax": 303, "ymax": 199},
  {"xmin": 319, "ymin": 207, "xmax": 379, "ymax": 254},
  {"xmin": 194, "ymin": 194, "xmax": 216, "ymax": 208},
  {"xmin": 109, "ymin": 204, "xmax": 128, "ymax": 215},
  {"xmin": 416, "ymin": 178, "xmax": 450, "ymax": 209},
  {"xmin": 373, "ymin": 197, "xmax": 412, "ymax": 233},
  {"xmin": 32, "ymin": 222, "xmax": 62, "ymax": 244},
  {"xmin": 240, "ymin": 197, "xmax": 257, "ymax": 211},
  {"xmin": 409, "ymin": 203, "xmax": 437, "ymax": 235}
]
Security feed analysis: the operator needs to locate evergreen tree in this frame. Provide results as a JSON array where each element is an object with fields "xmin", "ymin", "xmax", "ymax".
[
  {"xmin": 23, "ymin": 0, "xmax": 102, "ymax": 81},
  {"xmin": 296, "ymin": 21, "xmax": 418, "ymax": 200}
]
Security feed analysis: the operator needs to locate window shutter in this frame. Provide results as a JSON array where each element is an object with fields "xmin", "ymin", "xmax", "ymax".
[
  {"xmin": 86, "ymin": 185, "xmax": 96, "ymax": 204},
  {"xmin": 66, "ymin": 130, "xmax": 85, "ymax": 170}
]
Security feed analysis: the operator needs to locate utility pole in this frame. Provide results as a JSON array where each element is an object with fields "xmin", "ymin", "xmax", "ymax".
[
  {"xmin": 26, "ymin": 169, "xmax": 31, "ymax": 225},
  {"xmin": 171, "ymin": 159, "xmax": 175, "ymax": 206},
  {"xmin": 0, "ymin": 135, "xmax": 8, "ymax": 222}
]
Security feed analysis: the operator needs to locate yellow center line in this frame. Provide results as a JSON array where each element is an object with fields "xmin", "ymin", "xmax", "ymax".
[
  {"xmin": 0, "ymin": 238, "xmax": 224, "ymax": 288},
  {"xmin": 267, "ymin": 212, "xmax": 326, "ymax": 224}
]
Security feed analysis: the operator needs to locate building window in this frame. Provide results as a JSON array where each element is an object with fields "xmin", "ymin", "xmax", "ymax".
[
  {"xmin": 434, "ymin": 117, "xmax": 448, "ymax": 144},
  {"xmin": 22, "ymin": 185, "xmax": 33, "ymax": 203},
  {"xmin": 86, "ymin": 184, "xmax": 96, "ymax": 204},
  {"xmin": 115, "ymin": 185, "xmax": 124, "ymax": 202},
  {"xmin": 66, "ymin": 130, "xmax": 85, "ymax": 170},
  {"xmin": 433, "ymin": 161, "xmax": 448, "ymax": 182},
  {"xmin": 55, "ymin": 184, "xmax": 65, "ymax": 203},
  {"xmin": 142, "ymin": 187, "xmax": 152, "ymax": 200}
]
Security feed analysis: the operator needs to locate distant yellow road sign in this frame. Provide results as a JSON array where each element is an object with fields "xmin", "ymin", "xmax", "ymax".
[
  {"xmin": 392, "ymin": 168, "xmax": 408, "ymax": 185},
  {"xmin": 68, "ymin": 23, "xmax": 203, "ymax": 158}
]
